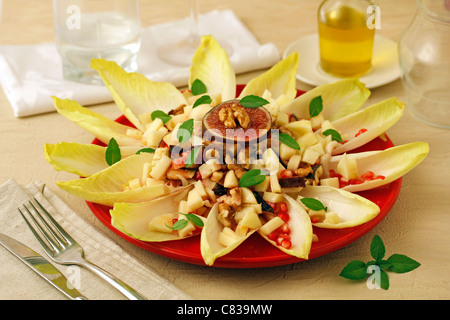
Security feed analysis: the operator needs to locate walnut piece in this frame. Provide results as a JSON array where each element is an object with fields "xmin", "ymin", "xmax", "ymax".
[{"xmin": 219, "ymin": 103, "xmax": 251, "ymax": 129}]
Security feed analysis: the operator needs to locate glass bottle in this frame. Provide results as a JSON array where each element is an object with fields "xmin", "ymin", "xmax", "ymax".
[
  {"xmin": 318, "ymin": 0, "xmax": 376, "ymax": 77},
  {"xmin": 398, "ymin": 0, "xmax": 450, "ymax": 129}
]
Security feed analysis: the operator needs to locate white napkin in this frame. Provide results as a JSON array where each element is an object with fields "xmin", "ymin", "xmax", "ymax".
[
  {"xmin": 0, "ymin": 9, "xmax": 280, "ymax": 118},
  {"xmin": 0, "ymin": 179, "xmax": 194, "ymax": 300}
]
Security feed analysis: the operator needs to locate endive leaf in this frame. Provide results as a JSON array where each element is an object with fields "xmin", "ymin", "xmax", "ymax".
[
  {"xmin": 110, "ymin": 187, "xmax": 204, "ymax": 242},
  {"xmin": 200, "ymin": 203, "xmax": 258, "ymax": 266},
  {"xmin": 281, "ymin": 78, "xmax": 370, "ymax": 122},
  {"xmin": 44, "ymin": 142, "xmax": 143, "ymax": 177},
  {"xmin": 258, "ymin": 194, "xmax": 313, "ymax": 259},
  {"xmin": 91, "ymin": 58, "xmax": 188, "ymax": 131},
  {"xmin": 239, "ymin": 52, "xmax": 298, "ymax": 107},
  {"xmin": 56, "ymin": 153, "xmax": 172, "ymax": 206},
  {"xmin": 328, "ymin": 97, "xmax": 405, "ymax": 155},
  {"xmin": 327, "ymin": 142, "xmax": 429, "ymax": 192},
  {"xmin": 189, "ymin": 35, "xmax": 236, "ymax": 102},
  {"xmin": 297, "ymin": 186, "xmax": 380, "ymax": 229},
  {"xmin": 52, "ymin": 97, "xmax": 144, "ymax": 147}
]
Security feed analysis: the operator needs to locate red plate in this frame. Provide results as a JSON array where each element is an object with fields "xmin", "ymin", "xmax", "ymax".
[{"xmin": 87, "ymin": 85, "xmax": 402, "ymax": 268}]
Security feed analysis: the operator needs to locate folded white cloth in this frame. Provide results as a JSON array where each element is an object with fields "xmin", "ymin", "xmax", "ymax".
[
  {"xmin": 0, "ymin": 179, "xmax": 194, "ymax": 300},
  {"xmin": 0, "ymin": 9, "xmax": 280, "ymax": 117}
]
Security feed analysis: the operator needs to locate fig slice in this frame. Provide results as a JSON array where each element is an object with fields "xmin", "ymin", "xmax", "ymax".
[{"xmin": 202, "ymin": 100, "xmax": 272, "ymax": 143}]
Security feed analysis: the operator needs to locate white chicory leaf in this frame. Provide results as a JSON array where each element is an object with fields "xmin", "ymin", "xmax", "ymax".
[
  {"xmin": 297, "ymin": 186, "xmax": 380, "ymax": 229},
  {"xmin": 281, "ymin": 78, "xmax": 370, "ymax": 122}
]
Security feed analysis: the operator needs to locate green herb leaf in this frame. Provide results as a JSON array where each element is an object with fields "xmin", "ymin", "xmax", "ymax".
[
  {"xmin": 193, "ymin": 95, "xmax": 212, "ymax": 108},
  {"xmin": 387, "ymin": 254, "xmax": 421, "ymax": 274},
  {"xmin": 275, "ymin": 132, "xmax": 300, "ymax": 150},
  {"xmin": 239, "ymin": 169, "xmax": 267, "ymax": 188},
  {"xmin": 186, "ymin": 146, "xmax": 202, "ymax": 168},
  {"xmin": 191, "ymin": 79, "xmax": 207, "ymax": 96},
  {"xmin": 300, "ymin": 198, "xmax": 327, "ymax": 212},
  {"xmin": 370, "ymin": 234, "xmax": 386, "ymax": 261},
  {"xmin": 239, "ymin": 95, "xmax": 270, "ymax": 109},
  {"xmin": 183, "ymin": 213, "xmax": 204, "ymax": 227},
  {"xmin": 105, "ymin": 138, "xmax": 121, "ymax": 166},
  {"xmin": 167, "ymin": 219, "xmax": 188, "ymax": 231},
  {"xmin": 323, "ymin": 129, "xmax": 344, "ymax": 143},
  {"xmin": 379, "ymin": 269, "xmax": 390, "ymax": 290},
  {"xmin": 309, "ymin": 96, "xmax": 323, "ymax": 118},
  {"xmin": 177, "ymin": 119, "xmax": 194, "ymax": 144},
  {"xmin": 339, "ymin": 260, "xmax": 368, "ymax": 280},
  {"xmin": 136, "ymin": 148, "xmax": 155, "ymax": 154},
  {"xmin": 367, "ymin": 260, "xmax": 392, "ymax": 270},
  {"xmin": 151, "ymin": 110, "xmax": 171, "ymax": 124}
]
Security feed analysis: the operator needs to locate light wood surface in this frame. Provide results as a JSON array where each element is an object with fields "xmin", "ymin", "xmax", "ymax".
[{"xmin": 1, "ymin": 0, "xmax": 449, "ymax": 300}]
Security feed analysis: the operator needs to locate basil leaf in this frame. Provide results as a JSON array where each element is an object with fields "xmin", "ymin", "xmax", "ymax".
[
  {"xmin": 167, "ymin": 219, "xmax": 188, "ymax": 231},
  {"xmin": 193, "ymin": 95, "xmax": 212, "ymax": 109},
  {"xmin": 309, "ymin": 96, "xmax": 323, "ymax": 117},
  {"xmin": 239, "ymin": 95, "xmax": 270, "ymax": 108},
  {"xmin": 387, "ymin": 254, "xmax": 421, "ymax": 274},
  {"xmin": 276, "ymin": 132, "xmax": 300, "ymax": 150},
  {"xmin": 105, "ymin": 138, "xmax": 121, "ymax": 166},
  {"xmin": 379, "ymin": 269, "xmax": 390, "ymax": 290},
  {"xmin": 323, "ymin": 129, "xmax": 344, "ymax": 143},
  {"xmin": 177, "ymin": 119, "xmax": 194, "ymax": 144},
  {"xmin": 191, "ymin": 79, "xmax": 207, "ymax": 95},
  {"xmin": 184, "ymin": 213, "xmax": 204, "ymax": 227},
  {"xmin": 186, "ymin": 146, "xmax": 202, "ymax": 168},
  {"xmin": 136, "ymin": 148, "xmax": 155, "ymax": 154},
  {"xmin": 339, "ymin": 260, "xmax": 368, "ymax": 280},
  {"xmin": 370, "ymin": 234, "xmax": 386, "ymax": 261},
  {"xmin": 151, "ymin": 110, "xmax": 171, "ymax": 124},
  {"xmin": 239, "ymin": 169, "xmax": 267, "ymax": 188},
  {"xmin": 300, "ymin": 198, "xmax": 327, "ymax": 211}
]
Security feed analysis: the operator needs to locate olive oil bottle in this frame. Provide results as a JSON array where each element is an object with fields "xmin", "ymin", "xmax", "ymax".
[{"xmin": 318, "ymin": 0, "xmax": 375, "ymax": 77}]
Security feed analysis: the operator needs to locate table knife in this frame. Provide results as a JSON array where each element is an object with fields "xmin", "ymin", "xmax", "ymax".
[{"xmin": 0, "ymin": 233, "xmax": 87, "ymax": 300}]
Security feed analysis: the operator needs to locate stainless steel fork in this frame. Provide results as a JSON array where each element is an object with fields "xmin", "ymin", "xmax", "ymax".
[{"xmin": 18, "ymin": 198, "xmax": 147, "ymax": 300}]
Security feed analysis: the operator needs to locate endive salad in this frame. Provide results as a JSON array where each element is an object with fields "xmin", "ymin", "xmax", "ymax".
[{"xmin": 44, "ymin": 35, "xmax": 429, "ymax": 266}]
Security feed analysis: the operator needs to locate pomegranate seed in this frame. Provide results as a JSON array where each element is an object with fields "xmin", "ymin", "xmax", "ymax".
[
  {"xmin": 280, "ymin": 169, "xmax": 294, "ymax": 179},
  {"xmin": 281, "ymin": 223, "xmax": 290, "ymax": 234},
  {"xmin": 267, "ymin": 231, "xmax": 277, "ymax": 241},
  {"xmin": 355, "ymin": 128, "xmax": 368, "ymax": 137},
  {"xmin": 280, "ymin": 239, "xmax": 292, "ymax": 249},
  {"xmin": 278, "ymin": 212, "xmax": 289, "ymax": 222}
]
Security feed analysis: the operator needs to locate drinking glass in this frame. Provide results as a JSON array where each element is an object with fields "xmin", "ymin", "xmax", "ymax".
[
  {"xmin": 156, "ymin": 0, "xmax": 201, "ymax": 66},
  {"xmin": 52, "ymin": 0, "xmax": 141, "ymax": 85}
]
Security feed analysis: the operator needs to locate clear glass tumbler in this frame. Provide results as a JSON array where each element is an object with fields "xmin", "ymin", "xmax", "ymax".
[
  {"xmin": 398, "ymin": 0, "xmax": 450, "ymax": 129},
  {"xmin": 52, "ymin": 0, "xmax": 141, "ymax": 85}
]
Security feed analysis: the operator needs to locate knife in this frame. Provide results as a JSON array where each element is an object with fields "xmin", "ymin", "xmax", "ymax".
[{"xmin": 0, "ymin": 233, "xmax": 88, "ymax": 300}]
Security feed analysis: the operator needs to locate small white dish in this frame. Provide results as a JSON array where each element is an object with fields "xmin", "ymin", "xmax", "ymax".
[{"xmin": 283, "ymin": 34, "xmax": 401, "ymax": 89}]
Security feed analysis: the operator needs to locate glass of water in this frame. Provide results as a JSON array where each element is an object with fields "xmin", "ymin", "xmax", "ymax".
[{"xmin": 52, "ymin": 0, "xmax": 141, "ymax": 85}]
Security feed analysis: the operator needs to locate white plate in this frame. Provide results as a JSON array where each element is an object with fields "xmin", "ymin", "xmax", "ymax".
[{"xmin": 283, "ymin": 34, "xmax": 401, "ymax": 89}]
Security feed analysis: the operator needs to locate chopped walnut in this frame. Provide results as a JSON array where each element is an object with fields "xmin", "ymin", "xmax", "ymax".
[
  {"xmin": 219, "ymin": 103, "xmax": 251, "ymax": 129},
  {"xmin": 217, "ymin": 187, "xmax": 242, "ymax": 210},
  {"xmin": 295, "ymin": 164, "xmax": 313, "ymax": 177},
  {"xmin": 217, "ymin": 203, "xmax": 236, "ymax": 229}
]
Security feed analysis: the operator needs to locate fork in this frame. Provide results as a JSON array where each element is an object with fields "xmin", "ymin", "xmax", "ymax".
[{"xmin": 18, "ymin": 197, "xmax": 147, "ymax": 300}]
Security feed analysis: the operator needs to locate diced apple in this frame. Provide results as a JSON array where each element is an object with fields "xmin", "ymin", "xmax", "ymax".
[
  {"xmin": 269, "ymin": 174, "xmax": 281, "ymax": 193},
  {"xmin": 302, "ymin": 148, "xmax": 320, "ymax": 165},
  {"xmin": 259, "ymin": 216, "xmax": 285, "ymax": 236},
  {"xmin": 262, "ymin": 148, "xmax": 280, "ymax": 174},
  {"xmin": 144, "ymin": 129, "xmax": 167, "ymax": 147},
  {"xmin": 218, "ymin": 227, "xmax": 240, "ymax": 247},
  {"xmin": 223, "ymin": 170, "xmax": 239, "ymax": 188},
  {"xmin": 321, "ymin": 120, "xmax": 336, "ymax": 132},
  {"xmin": 320, "ymin": 177, "xmax": 339, "ymax": 188},
  {"xmin": 178, "ymin": 219, "xmax": 197, "ymax": 238},
  {"xmin": 148, "ymin": 214, "xmax": 177, "ymax": 234},
  {"xmin": 198, "ymin": 159, "xmax": 222, "ymax": 178},
  {"xmin": 263, "ymin": 191, "xmax": 285, "ymax": 204},
  {"xmin": 126, "ymin": 128, "xmax": 143, "ymax": 139},
  {"xmin": 186, "ymin": 188, "xmax": 204, "ymax": 212},
  {"xmin": 254, "ymin": 176, "xmax": 270, "ymax": 192},
  {"xmin": 297, "ymin": 132, "xmax": 319, "ymax": 149},
  {"xmin": 239, "ymin": 209, "xmax": 262, "ymax": 230},
  {"xmin": 310, "ymin": 113, "xmax": 324, "ymax": 131},
  {"xmin": 336, "ymin": 153, "xmax": 358, "ymax": 181},
  {"xmin": 194, "ymin": 180, "xmax": 208, "ymax": 199},
  {"xmin": 189, "ymin": 104, "xmax": 211, "ymax": 121},
  {"xmin": 235, "ymin": 224, "xmax": 249, "ymax": 237},
  {"xmin": 275, "ymin": 111, "xmax": 290, "ymax": 127},
  {"xmin": 128, "ymin": 178, "xmax": 141, "ymax": 190},
  {"xmin": 138, "ymin": 111, "xmax": 153, "ymax": 125},
  {"xmin": 287, "ymin": 155, "xmax": 302, "ymax": 171},
  {"xmin": 241, "ymin": 187, "xmax": 258, "ymax": 204},
  {"xmin": 141, "ymin": 162, "xmax": 152, "ymax": 184},
  {"xmin": 308, "ymin": 209, "xmax": 326, "ymax": 223},
  {"xmin": 146, "ymin": 118, "xmax": 164, "ymax": 131},
  {"xmin": 285, "ymin": 120, "xmax": 313, "ymax": 138},
  {"xmin": 324, "ymin": 211, "xmax": 341, "ymax": 224},
  {"xmin": 308, "ymin": 142, "xmax": 325, "ymax": 157},
  {"xmin": 149, "ymin": 154, "xmax": 172, "ymax": 180},
  {"xmin": 279, "ymin": 143, "xmax": 298, "ymax": 161}
]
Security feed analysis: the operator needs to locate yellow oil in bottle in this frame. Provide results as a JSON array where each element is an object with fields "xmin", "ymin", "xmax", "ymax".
[{"xmin": 318, "ymin": 4, "xmax": 375, "ymax": 77}]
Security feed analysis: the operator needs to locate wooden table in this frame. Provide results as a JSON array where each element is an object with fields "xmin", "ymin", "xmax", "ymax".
[{"xmin": 1, "ymin": 0, "xmax": 449, "ymax": 300}]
